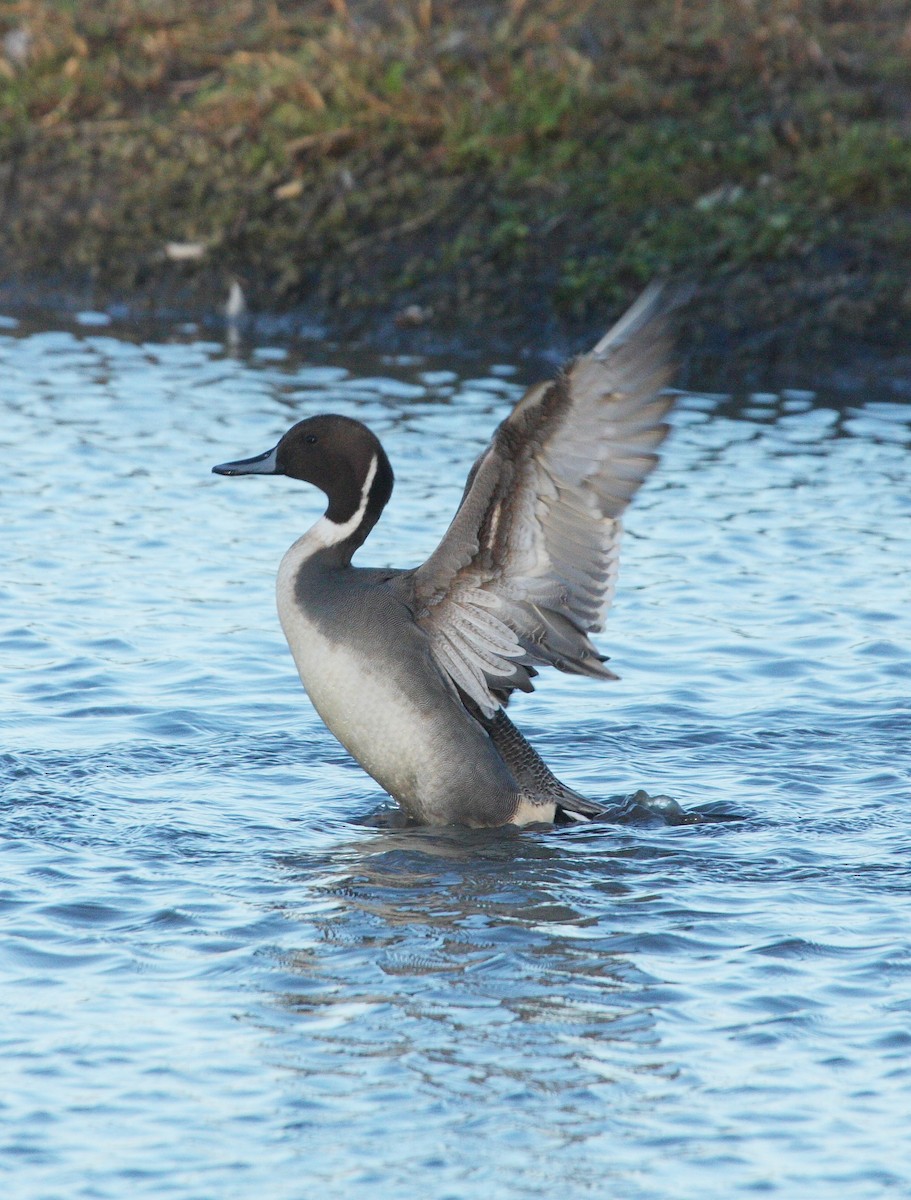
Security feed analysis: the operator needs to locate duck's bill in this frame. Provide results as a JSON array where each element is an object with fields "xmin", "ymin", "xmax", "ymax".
[{"xmin": 212, "ymin": 445, "xmax": 280, "ymax": 476}]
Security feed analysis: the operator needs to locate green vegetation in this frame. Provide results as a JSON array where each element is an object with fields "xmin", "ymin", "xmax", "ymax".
[{"xmin": 1, "ymin": 0, "xmax": 909, "ymax": 354}]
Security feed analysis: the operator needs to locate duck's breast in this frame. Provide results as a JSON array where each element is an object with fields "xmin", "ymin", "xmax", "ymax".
[{"xmin": 276, "ymin": 540, "xmax": 520, "ymax": 825}]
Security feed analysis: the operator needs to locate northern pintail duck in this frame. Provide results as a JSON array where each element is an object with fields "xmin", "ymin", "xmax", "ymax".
[{"xmin": 213, "ymin": 285, "xmax": 679, "ymax": 827}]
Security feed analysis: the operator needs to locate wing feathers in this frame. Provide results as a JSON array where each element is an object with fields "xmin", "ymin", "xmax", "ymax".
[{"xmin": 408, "ymin": 282, "xmax": 683, "ymax": 714}]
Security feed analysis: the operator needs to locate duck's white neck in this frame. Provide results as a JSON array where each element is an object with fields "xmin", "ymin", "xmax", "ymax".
[{"xmin": 297, "ymin": 453, "xmax": 379, "ymax": 557}]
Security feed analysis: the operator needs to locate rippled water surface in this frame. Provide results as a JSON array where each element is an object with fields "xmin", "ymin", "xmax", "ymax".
[{"xmin": 2, "ymin": 316, "xmax": 910, "ymax": 1199}]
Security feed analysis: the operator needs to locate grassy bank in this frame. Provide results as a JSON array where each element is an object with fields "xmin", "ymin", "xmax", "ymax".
[{"xmin": 1, "ymin": 0, "xmax": 910, "ymax": 362}]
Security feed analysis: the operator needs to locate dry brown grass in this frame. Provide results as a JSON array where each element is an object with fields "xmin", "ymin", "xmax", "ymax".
[{"xmin": 1, "ymin": 1, "xmax": 909, "ymax": 345}]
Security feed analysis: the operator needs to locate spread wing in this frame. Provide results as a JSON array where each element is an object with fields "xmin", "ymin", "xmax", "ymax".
[{"xmin": 406, "ymin": 283, "xmax": 681, "ymax": 716}]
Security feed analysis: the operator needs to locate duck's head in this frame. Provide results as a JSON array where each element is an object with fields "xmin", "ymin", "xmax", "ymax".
[{"xmin": 213, "ymin": 414, "xmax": 394, "ymax": 550}]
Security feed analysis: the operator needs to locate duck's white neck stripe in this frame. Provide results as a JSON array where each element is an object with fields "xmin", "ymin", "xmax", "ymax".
[{"xmin": 307, "ymin": 453, "xmax": 378, "ymax": 550}]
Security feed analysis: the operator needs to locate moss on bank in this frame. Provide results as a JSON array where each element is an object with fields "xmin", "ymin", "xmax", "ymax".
[{"xmin": 1, "ymin": 0, "xmax": 910, "ymax": 359}]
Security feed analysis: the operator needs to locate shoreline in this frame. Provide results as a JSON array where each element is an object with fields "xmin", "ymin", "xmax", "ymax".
[
  {"xmin": 2, "ymin": 1, "xmax": 909, "ymax": 390},
  {"xmin": 2, "ymin": 269, "xmax": 908, "ymax": 397}
]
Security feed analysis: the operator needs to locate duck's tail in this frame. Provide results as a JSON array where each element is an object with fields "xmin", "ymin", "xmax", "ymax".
[{"xmin": 479, "ymin": 708, "xmax": 609, "ymax": 824}]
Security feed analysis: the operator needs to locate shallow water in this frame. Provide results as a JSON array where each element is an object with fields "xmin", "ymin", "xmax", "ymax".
[{"xmin": 2, "ymin": 317, "xmax": 910, "ymax": 1199}]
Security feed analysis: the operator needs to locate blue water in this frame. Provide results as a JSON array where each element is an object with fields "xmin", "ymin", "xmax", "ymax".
[{"xmin": 2, "ymin": 318, "xmax": 910, "ymax": 1199}]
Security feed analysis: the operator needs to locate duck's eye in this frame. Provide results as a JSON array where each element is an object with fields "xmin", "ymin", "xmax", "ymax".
[{"xmin": 304, "ymin": 434, "xmax": 318, "ymax": 444}]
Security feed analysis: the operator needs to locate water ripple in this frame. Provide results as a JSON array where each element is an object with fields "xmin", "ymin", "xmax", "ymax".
[{"xmin": 0, "ymin": 327, "xmax": 909, "ymax": 1199}]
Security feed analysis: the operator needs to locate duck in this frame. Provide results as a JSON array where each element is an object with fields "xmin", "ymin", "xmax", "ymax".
[{"xmin": 213, "ymin": 283, "xmax": 680, "ymax": 827}]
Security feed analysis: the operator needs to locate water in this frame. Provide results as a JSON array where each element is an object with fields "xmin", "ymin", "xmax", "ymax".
[{"xmin": 2, "ymin": 318, "xmax": 910, "ymax": 1199}]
